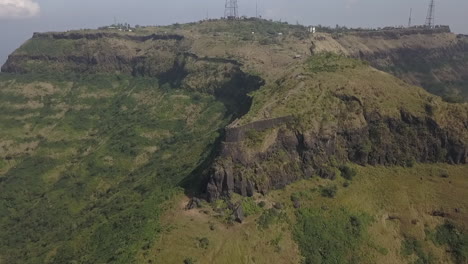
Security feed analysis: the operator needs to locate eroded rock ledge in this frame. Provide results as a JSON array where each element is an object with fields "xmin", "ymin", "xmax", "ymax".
[{"xmin": 206, "ymin": 109, "xmax": 467, "ymax": 201}]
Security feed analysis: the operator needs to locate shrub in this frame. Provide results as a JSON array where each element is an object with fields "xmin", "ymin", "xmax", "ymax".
[
  {"xmin": 321, "ymin": 185, "xmax": 338, "ymax": 198},
  {"xmin": 290, "ymin": 193, "xmax": 300, "ymax": 202},
  {"xmin": 245, "ymin": 129, "xmax": 264, "ymax": 148},
  {"xmin": 432, "ymin": 222, "xmax": 468, "ymax": 263},
  {"xmin": 339, "ymin": 165, "xmax": 357, "ymax": 180},
  {"xmin": 241, "ymin": 197, "xmax": 261, "ymax": 216},
  {"xmin": 183, "ymin": 257, "xmax": 196, "ymax": 264},
  {"xmin": 401, "ymin": 237, "xmax": 435, "ymax": 264},
  {"xmin": 198, "ymin": 237, "xmax": 210, "ymax": 249},
  {"xmin": 318, "ymin": 167, "xmax": 337, "ymax": 180},
  {"xmin": 257, "ymin": 208, "xmax": 287, "ymax": 229},
  {"xmin": 404, "ymin": 158, "xmax": 415, "ymax": 168}
]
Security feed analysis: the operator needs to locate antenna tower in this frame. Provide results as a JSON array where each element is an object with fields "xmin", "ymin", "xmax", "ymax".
[
  {"xmin": 256, "ymin": 1, "xmax": 258, "ymax": 18},
  {"xmin": 225, "ymin": 0, "xmax": 239, "ymax": 20},
  {"xmin": 425, "ymin": 0, "xmax": 435, "ymax": 28},
  {"xmin": 408, "ymin": 8, "xmax": 412, "ymax": 27}
]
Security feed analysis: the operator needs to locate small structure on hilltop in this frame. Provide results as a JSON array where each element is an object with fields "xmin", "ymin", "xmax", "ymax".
[{"xmin": 99, "ymin": 22, "xmax": 134, "ymax": 32}]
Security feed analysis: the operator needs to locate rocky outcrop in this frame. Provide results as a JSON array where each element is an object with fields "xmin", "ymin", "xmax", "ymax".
[
  {"xmin": 233, "ymin": 205, "xmax": 245, "ymax": 223},
  {"xmin": 206, "ymin": 109, "xmax": 467, "ymax": 201},
  {"xmin": 1, "ymin": 33, "xmax": 187, "ymax": 75}
]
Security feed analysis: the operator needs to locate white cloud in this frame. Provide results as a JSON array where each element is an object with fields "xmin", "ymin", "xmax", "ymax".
[{"xmin": 0, "ymin": 0, "xmax": 40, "ymax": 19}]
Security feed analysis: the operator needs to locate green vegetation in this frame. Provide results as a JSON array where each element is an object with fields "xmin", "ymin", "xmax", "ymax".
[
  {"xmin": 197, "ymin": 237, "xmax": 210, "ymax": 249},
  {"xmin": 431, "ymin": 222, "xmax": 468, "ymax": 264},
  {"xmin": 257, "ymin": 208, "xmax": 287, "ymax": 229},
  {"xmin": 241, "ymin": 197, "xmax": 262, "ymax": 216},
  {"xmin": 17, "ymin": 38, "xmax": 76, "ymax": 57},
  {"xmin": 294, "ymin": 208, "xmax": 371, "ymax": 264},
  {"xmin": 308, "ymin": 53, "xmax": 365, "ymax": 73},
  {"xmin": 144, "ymin": 163, "xmax": 468, "ymax": 263},
  {"xmin": 401, "ymin": 237, "xmax": 435, "ymax": 264},
  {"xmin": 320, "ymin": 184, "xmax": 338, "ymax": 198},
  {"xmin": 183, "ymin": 257, "xmax": 197, "ymax": 264},
  {"xmin": 244, "ymin": 129, "xmax": 269, "ymax": 148},
  {"xmin": 339, "ymin": 165, "xmax": 357, "ymax": 180},
  {"xmin": 0, "ymin": 73, "xmax": 230, "ymax": 263}
]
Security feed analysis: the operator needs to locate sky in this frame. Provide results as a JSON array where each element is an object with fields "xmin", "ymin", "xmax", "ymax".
[{"xmin": 1, "ymin": 0, "xmax": 467, "ymax": 67}]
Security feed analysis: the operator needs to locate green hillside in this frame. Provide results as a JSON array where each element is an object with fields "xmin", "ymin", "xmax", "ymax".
[
  {"xmin": 0, "ymin": 73, "xmax": 230, "ymax": 263},
  {"xmin": 0, "ymin": 19, "xmax": 467, "ymax": 264}
]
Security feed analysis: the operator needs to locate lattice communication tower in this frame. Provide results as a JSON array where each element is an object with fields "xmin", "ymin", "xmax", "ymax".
[
  {"xmin": 225, "ymin": 0, "xmax": 239, "ymax": 20},
  {"xmin": 425, "ymin": 0, "xmax": 435, "ymax": 28}
]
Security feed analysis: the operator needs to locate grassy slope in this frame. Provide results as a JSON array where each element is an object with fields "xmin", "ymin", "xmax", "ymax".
[
  {"xmin": 240, "ymin": 54, "xmax": 467, "ymax": 144},
  {"xmin": 244, "ymin": 54, "xmax": 434, "ymax": 121},
  {"xmin": 153, "ymin": 164, "xmax": 468, "ymax": 264},
  {"xmin": 0, "ymin": 73, "xmax": 230, "ymax": 263}
]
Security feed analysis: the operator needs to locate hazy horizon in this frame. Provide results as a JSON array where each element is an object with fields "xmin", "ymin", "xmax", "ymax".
[{"xmin": 1, "ymin": 0, "xmax": 467, "ymax": 67}]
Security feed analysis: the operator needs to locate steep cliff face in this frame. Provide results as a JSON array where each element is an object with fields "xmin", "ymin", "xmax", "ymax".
[
  {"xmin": 207, "ymin": 110, "xmax": 467, "ymax": 200},
  {"xmin": 1, "ymin": 31, "xmax": 189, "ymax": 76}
]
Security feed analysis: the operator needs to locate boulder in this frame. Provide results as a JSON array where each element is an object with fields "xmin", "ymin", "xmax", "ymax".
[
  {"xmin": 185, "ymin": 197, "xmax": 203, "ymax": 210},
  {"xmin": 273, "ymin": 202, "xmax": 283, "ymax": 210},
  {"xmin": 233, "ymin": 205, "xmax": 245, "ymax": 223},
  {"xmin": 293, "ymin": 200, "xmax": 301, "ymax": 209}
]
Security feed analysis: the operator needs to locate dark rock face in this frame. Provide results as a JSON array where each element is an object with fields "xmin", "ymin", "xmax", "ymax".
[
  {"xmin": 1, "ymin": 33, "xmax": 188, "ymax": 75},
  {"xmin": 206, "ymin": 109, "xmax": 467, "ymax": 201}
]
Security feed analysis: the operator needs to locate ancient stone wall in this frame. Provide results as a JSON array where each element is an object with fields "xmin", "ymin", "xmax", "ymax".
[
  {"xmin": 225, "ymin": 116, "xmax": 294, "ymax": 142},
  {"xmin": 32, "ymin": 32, "xmax": 184, "ymax": 42},
  {"xmin": 341, "ymin": 26, "xmax": 451, "ymax": 39}
]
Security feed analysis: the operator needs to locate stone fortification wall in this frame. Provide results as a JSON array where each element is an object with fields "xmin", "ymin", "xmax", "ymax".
[
  {"xmin": 225, "ymin": 116, "xmax": 294, "ymax": 143},
  {"xmin": 32, "ymin": 32, "xmax": 184, "ymax": 42}
]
